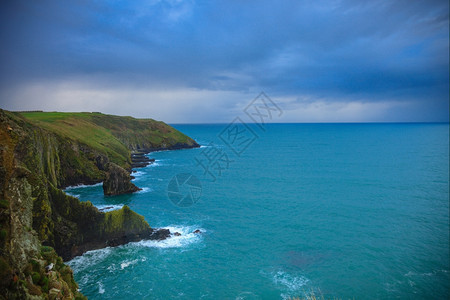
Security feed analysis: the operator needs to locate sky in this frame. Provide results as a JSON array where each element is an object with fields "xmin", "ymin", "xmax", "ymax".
[{"xmin": 0, "ymin": 0, "xmax": 448, "ymax": 123}]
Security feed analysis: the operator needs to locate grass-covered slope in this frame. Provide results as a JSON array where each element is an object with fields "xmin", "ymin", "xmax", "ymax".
[{"xmin": 20, "ymin": 111, "xmax": 198, "ymax": 169}]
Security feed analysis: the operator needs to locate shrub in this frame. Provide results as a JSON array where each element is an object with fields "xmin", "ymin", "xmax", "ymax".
[
  {"xmin": 0, "ymin": 229, "xmax": 7, "ymax": 241},
  {"xmin": 31, "ymin": 272, "xmax": 41, "ymax": 284}
]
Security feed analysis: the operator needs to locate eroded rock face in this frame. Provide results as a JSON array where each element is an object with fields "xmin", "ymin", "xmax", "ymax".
[
  {"xmin": 0, "ymin": 120, "xmax": 85, "ymax": 298},
  {"xmin": 103, "ymin": 163, "xmax": 141, "ymax": 196},
  {"xmin": 7, "ymin": 172, "xmax": 40, "ymax": 272}
]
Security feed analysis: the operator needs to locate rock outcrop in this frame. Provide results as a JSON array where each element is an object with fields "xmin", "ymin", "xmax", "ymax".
[
  {"xmin": 131, "ymin": 152, "xmax": 155, "ymax": 168},
  {"xmin": 103, "ymin": 163, "xmax": 141, "ymax": 196}
]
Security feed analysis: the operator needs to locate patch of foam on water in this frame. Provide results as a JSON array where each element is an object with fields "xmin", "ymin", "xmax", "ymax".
[
  {"xmin": 235, "ymin": 291, "xmax": 259, "ymax": 299},
  {"xmin": 96, "ymin": 204, "xmax": 124, "ymax": 212},
  {"xmin": 98, "ymin": 281, "xmax": 105, "ymax": 294},
  {"xmin": 135, "ymin": 225, "xmax": 204, "ymax": 249},
  {"xmin": 260, "ymin": 269, "xmax": 310, "ymax": 299},
  {"xmin": 65, "ymin": 192, "xmax": 80, "ymax": 198},
  {"xmin": 120, "ymin": 259, "xmax": 139, "ymax": 270},
  {"xmin": 131, "ymin": 171, "xmax": 145, "ymax": 178},
  {"xmin": 66, "ymin": 247, "xmax": 113, "ymax": 273},
  {"xmin": 137, "ymin": 187, "xmax": 152, "ymax": 194},
  {"xmin": 146, "ymin": 161, "xmax": 161, "ymax": 168},
  {"xmin": 108, "ymin": 257, "xmax": 147, "ymax": 272},
  {"xmin": 272, "ymin": 270, "xmax": 309, "ymax": 292},
  {"xmin": 405, "ymin": 269, "xmax": 449, "ymax": 277},
  {"xmin": 65, "ymin": 182, "xmax": 103, "ymax": 190}
]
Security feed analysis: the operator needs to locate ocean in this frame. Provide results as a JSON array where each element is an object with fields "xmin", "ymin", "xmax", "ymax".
[{"xmin": 66, "ymin": 123, "xmax": 449, "ymax": 299}]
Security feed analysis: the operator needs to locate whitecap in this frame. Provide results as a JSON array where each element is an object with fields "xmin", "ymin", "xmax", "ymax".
[
  {"xmin": 79, "ymin": 274, "xmax": 90, "ymax": 285},
  {"xmin": 135, "ymin": 225, "xmax": 204, "ymax": 249},
  {"xmin": 405, "ymin": 270, "xmax": 440, "ymax": 277},
  {"xmin": 66, "ymin": 247, "xmax": 113, "ymax": 273},
  {"xmin": 137, "ymin": 187, "xmax": 152, "ymax": 194},
  {"xmin": 98, "ymin": 281, "xmax": 105, "ymax": 294},
  {"xmin": 65, "ymin": 192, "xmax": 80, "ymax": 198},
  {"xmin": 96, "ymin": 204, "xmax": 124, "ymax": 212},
  {"xmin": 146, "ymin": 161, "xmax": 161, "ymax": 168},
  {"xmin": 235, "ymin": 291, "xmax": 259, "ymax": 299},
  {"xmin": 120, "ymin": 259, "xmax": 139, "ymax": 270},
  {"xmin": 131, "ymin": 171, "xmax": 145, "ymax": 178},
  {"xmin": 272, "ymin": 270, "xmax": 309, "ymax": 292},
  {"xmin": 64, "ymin": 182, "xmax": 103, "ymax": 190}
]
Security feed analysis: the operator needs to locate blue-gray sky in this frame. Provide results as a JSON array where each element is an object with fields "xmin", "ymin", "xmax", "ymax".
[{"xmin": 0, "ymin": 0, "xmax": 448, "ymax": 122}]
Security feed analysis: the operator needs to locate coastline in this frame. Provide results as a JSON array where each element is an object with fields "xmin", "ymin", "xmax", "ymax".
[{"xmin": 62, "ymin": 144, "xmax": 201, "ymax": 260}]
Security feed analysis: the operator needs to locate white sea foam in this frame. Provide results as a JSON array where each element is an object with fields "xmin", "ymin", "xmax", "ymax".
[
  {"xmin": 131, "ymin": 171, "xmax": 145, "ymax": 178},
  {"xmin": 96, "ymin": 204, "xmax": 123, "ymax": 212},
  {"xmin": 68, "ymin": 225, "xmax": 204, "ymax": 279},
  {"xmin": 66, "ymin": 247, "xmax": 113, "ymax": 273},
  {"xmin": 235, "ymin": 291, "xmax": 259, "ymax": 299},
  {"xmin": 65, "ymin": 182, "xmax": 103, "ymax": 190},
  {"xmin": 260, "ymin": 269, "xmax": 310, "ymax": 298},
  {"xmin": 120, "ymin": 259, "xmax": 139, "ymax": 270},
  {"xmin": 65, "ymin": 192, "xmax": 80, "ymax": 198},
  {"xmin": 107, "ymin": 257, "xmax": 147, "ymax": 273},
  {"xmin": 98, "ymin": 281, "xmax": 105, "ymax": 294},
  {"xmin": 405, "ymin": 269, "xmax": 447, "ymax": 277},
  {"xmin": 135, "ymin": 225, "xmax": 204, "ymax": 249},
  {"xmin": 272, "ymin": 270, "xmax": 309, "ymax": 291},
  {"xmin": 146, "ymin": 161, "xmax": 161, "ymax": 168},
  {"xmin": 137, "ymin": 187, "xmax": 152, "ymax": 194},
  {"xmin": 79, "ymin": 274, "xmax": 90, "ymax": 286}
]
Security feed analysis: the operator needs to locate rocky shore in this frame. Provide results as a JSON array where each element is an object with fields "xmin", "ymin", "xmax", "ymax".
[{"xmin": 131, "ymin": 152, "xmax": 155, "ymax": 169}]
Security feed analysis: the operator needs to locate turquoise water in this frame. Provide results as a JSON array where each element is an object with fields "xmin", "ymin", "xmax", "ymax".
[{"xmin": 66, "ymin": 123, "xmax": 449, "ymax": 299}]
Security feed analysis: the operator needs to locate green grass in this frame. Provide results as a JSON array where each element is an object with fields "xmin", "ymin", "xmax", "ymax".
[
  {"xmin": 18, "ymin": 111, "xmax": 196, "ymax": 167},
  {"xmin": 102, "ymin": 205, "xmax": 150, "ymax": 234}
]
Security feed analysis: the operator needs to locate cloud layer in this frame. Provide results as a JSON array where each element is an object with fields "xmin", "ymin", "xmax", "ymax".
[{"xmin": 0, "ymin": 0, "xmax": 448, "ymax": 122}]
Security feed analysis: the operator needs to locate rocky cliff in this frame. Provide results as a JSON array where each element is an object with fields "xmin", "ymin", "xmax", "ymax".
[{"xmin": 0, "ymin": 110, "xmax": 198, "ymax": 299}]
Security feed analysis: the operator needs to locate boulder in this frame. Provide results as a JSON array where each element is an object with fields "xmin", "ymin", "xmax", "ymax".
[{"xmin": 150, "ymin": 228, "xmax": 171, "ymax": 240}]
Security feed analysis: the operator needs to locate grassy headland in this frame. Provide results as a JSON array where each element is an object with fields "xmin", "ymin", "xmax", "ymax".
[{"xmin": 20, "ymin": 111, "xmax": 196, "ymax": 169}]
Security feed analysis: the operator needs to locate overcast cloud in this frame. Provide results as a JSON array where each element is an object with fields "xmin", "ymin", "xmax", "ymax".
[{"xmin": 0, "ymin": 0, "xmax": 448, "ymax": 122}]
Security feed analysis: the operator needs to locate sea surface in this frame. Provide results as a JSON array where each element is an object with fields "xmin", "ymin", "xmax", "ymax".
[{"xmin": 66, "ymin": 123, "xmax": 449, "ymax": 299}]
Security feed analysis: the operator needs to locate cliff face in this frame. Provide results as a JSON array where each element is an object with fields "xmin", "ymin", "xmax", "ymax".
[
  {"xmin": 0, "ymin": 110, "xmax": 197, "ymax": 299},
  {"xmin": 0, "ymin": 112, "xmax": 85, "ymax": 299}
]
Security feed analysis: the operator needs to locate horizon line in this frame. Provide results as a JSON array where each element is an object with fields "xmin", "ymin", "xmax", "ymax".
[
  {"xmin": 5, "ymin": 109, "xmax": 449, "ymax": 124},
  {"xmin": 169, "ymin": 121, "xmax": 450, "ymax": 125}
]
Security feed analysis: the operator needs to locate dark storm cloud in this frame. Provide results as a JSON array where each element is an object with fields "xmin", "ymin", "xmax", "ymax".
[{"xmin": 0, "ymin": 0, "xmax": 448, "ymax": 122}]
